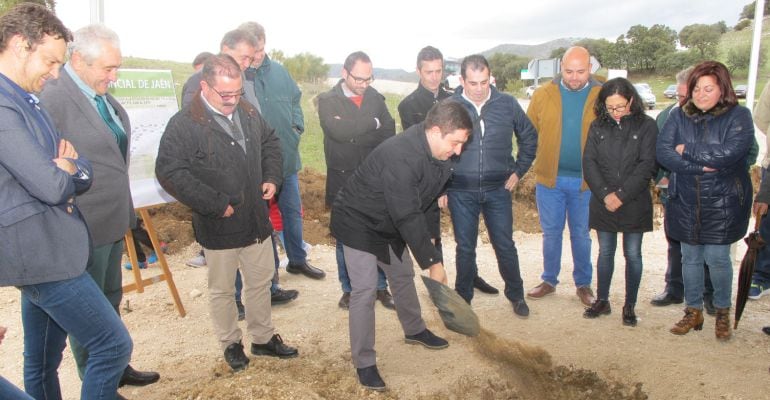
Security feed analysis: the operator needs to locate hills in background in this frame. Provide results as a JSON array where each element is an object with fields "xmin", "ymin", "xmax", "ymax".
[{"xmin": 326, "ymin": 38, "xmax": 581, "ymax": 81}]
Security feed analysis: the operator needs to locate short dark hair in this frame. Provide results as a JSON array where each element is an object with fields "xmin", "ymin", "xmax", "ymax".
[
  {"xmin": 343, "ymin": 51, "xmax": 371, "ymax": 72},
  {"xmin": 593, "ymin": 77, "xmax": 645, "ymax": 123},
  {"xmin": 220, "ymin": 29, "xmax": 257, "ymax": 51},
  {"xmin": 0, "ymin": 3, "xmax": 71, "ymax": 53},
  {"xmin": 460, "ymin": 54, "xmax": 489, "ymax": 79},
  {"xmin": 417, "ymin": 46, "xmax": 443, "ymax": 70},
  {"xmin": 192, "ymin": 51, "xmax": 215, "ymax": 68},
  {"xmin": 425, "ymin": 99, "xmax": 473, "ymax": 136},
  {"xmin": 202, "ymin": 53, "xmax": 242, "ymax": 86},
  {"xmin": 685, "ymin": 60, "xmax": 738, "ymax": 109}
]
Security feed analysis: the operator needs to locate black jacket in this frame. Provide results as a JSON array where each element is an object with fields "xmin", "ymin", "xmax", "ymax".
[
  {"xmin": 318, "ymin": 80, "xmax": 395, "ymax": 205},
  {"xmin": 583, "ymin": 114, "xmax": 658, "ymax": 233},
  {"xmin": 656, "ymin": 102, "xmax": 754, "ymax": 245},
  {"xmin": 155, "ymin": 95, "xmax": 282, "ymax": 250},
  {"xmin": 330, "ymin": 124, "xmax": 447, "ymax": 268},
  {"xmin": 398, "ymin": 83, "xmax": 450, "ymax": 130}
]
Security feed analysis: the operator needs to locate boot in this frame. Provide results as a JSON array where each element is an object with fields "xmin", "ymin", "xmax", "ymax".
[
  {"xmin": 583, "ymin": 300, "xmax": 611, "ymax": 319},
  {"xmin": 622, "ymin": 303, "xmax": 637, "ymax": 327},
  {"xmin": 670, "ymin": 307, "xmax": 704, "ymax": 335},
  {"xmin": 715, "ymin": 307, "xmax": 732, "ymax": 341}
]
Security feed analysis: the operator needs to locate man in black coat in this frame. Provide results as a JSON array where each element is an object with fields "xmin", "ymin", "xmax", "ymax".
[
  {"xmin": 156, "ymin": 54, "xmax": 297, "ymax": 372},
  {"xmin": 330, "ymin": 100, "xmax": 472, "ymax": 391}
]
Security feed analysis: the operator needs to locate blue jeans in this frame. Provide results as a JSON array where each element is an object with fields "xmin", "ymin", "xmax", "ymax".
[
  {"xmin": 596, "ymin": 231, "xmax": 643, "ymax": 304},
  {"xmin": 535, "ymin": 176, "xmax": 592, "ymax": 287},
  {"xmin": 336, "ymin": 241, "xmax": 387, "ymax": 292},
  {"xmin": 448, "ymin": 187, "xmax": 524, "ymax": 303},
  {"xmin": 277, "ymin": 173, "xmax": 307, "ymax": 265},
  {"xmin": 680, "ymin": 243, "xmax": 733, "ymax": 309},
  {"xmin": 21, "ymin": 273, "xmax": 132, "ymax": 399},
  {"xmin": 0, "ymin": 376, "xmax": 32, "ymax": 400}
]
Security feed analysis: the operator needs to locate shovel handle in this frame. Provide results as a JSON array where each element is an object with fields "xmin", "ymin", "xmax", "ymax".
[{"xmin": 755, "ymin": 212, "xmax": 764, "ymax": 232}]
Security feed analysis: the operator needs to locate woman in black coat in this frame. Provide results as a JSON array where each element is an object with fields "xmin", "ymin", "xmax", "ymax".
[{"xmin": 582, "ymin": 77, "xmax": 658, "ymax": 326}]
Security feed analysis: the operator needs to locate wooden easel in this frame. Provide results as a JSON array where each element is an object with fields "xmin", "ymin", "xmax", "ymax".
[{"xmin": 122, "ymin": 207, "xmax": 186, "ymax": 317}]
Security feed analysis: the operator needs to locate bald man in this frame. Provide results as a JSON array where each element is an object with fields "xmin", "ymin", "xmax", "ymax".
[{"xmin": 525, "ymin": 47, "xmax": 603, "ymax": 307}]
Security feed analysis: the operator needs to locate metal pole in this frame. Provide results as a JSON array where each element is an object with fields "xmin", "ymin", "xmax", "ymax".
[
  {"xmin": 89, "ymin": 0, "xmax": 104, "ymax": 24},
  {"xmin": 747, "ymin": 0, "xmax": 765, "ymax": 113}
]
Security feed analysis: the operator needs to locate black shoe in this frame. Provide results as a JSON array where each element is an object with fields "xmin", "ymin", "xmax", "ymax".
[
  {"xmin": 271, "ymin": 288, "xmax": 299, "ymax": 305},
  {"xmin": 286, "ymin": 262, "xmax": 326, "ymax": 279},
  {"xmin": 119, "ymin": 365, "xmax": 160, "ymax": 387},
  {"xmin": 251, "ymin": 334, "xmax": 298, "ymax": 358},
  {"xmin": 703, "ymin": 296, "xmax": 716, "ymax": 316},
  {"xmin": 338, "ymin": 292, "xmax": 351, "ymax": 309},
  {"xmin": 236, "ymin": 300, "xmax": 245, "ymax": 321},
  {"xmin": 473, "ymin": 276, "xmax": 499, "ymax": 294},
  {"xmin": 404, "ymin": 329, "xmax": 449, "ymax": 350},
  {"xmin": 583, "ymin": 300, "xmax": 611, "ymax": 319},
  {"xmin": 622, "ymin": 304, "xmax": 637, "ymax": 327},
  {"xmin": 762, "ymin": 326, "xmax": 770, "ymax": 335},
  {"xmin": 650, "ymin": 292, "xmax": 683, "ymax": 307},
  {"xmin": 377, "ymin": 289, "xmax": 396, "ymax": 310},
  {"xmin": 512, "ymin": 299, "xmax": 529, "ymax": 318},
  {"xmin": 224, "ymin": 342, "xmax": 249, "ymax": 371},
  {"xmin": 356, "ymin": 365, "xmax": 386, "ymax": 391}
]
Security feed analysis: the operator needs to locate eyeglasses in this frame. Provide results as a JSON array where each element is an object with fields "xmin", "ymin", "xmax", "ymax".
[
  {"xmin": 605, "ymin": 103, "xmax": 629, "ymax": 113},
  {"xmin": 347, "ymin": 71, "xmax": 374, "ymax": 84},
  {"xmin": 210, "ymin": 86, "xmax": 245, "ymax": 100}
]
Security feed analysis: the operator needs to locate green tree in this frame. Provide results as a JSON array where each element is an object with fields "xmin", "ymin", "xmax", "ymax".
[
  {"xmin": 656, "ymin": 49, "xmax": 702, "ymax": 74},
  {"xmin": 678, "ymin": 23, "xmax": 721, "ymax": 58},
  {"xmin": 622, "ymin": 24, "xmax": 677, "ymax": 72},
  {"xmin": 740, "ymin": 1, "xmax": 770, "ymax": 19},
  {"xmin": 575, "ymin": 38, "xmax": 613, "ymax": 67},
  {"xmin": 269, "ymin": 49, "xmax": 285, "ymax": 63},
  {"xmin": 0, "ymin": 0, "xmax": 55, "ymax": 14},
  {"xmin": 549, "ymin": 47, "xmax": 567, "ymax": 60},
  {"xmin": 727, "ymin": 43, "xmax": 767, "ymax": 73},
  {"xmin": 488, "ymin": 52, "xmax": 528, "ymax": 91},
  {"xmin": 282, "ymin": 52, "xmax": 329, "ymax": 83}
]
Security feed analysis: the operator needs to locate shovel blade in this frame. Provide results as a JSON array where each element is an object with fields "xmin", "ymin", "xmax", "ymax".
[{"xmin": 421, "ymin": 275, "xmax": 480, "ymax": 337}]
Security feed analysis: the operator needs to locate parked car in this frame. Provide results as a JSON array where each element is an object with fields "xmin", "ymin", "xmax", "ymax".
[
  {"xmin": 735, "ymin": 84, "xmax": 747, "ymax": 99},
  {"xmin": 526, "ymin": 85, "xmax": 537, "ymax": 98},
  {"xmin": 633, "ymin": 83, "xmax": 656, "ymax": 110},
  {"xmin": 663, "ymin": 84, "xmax": 677, "ymax": 99}
]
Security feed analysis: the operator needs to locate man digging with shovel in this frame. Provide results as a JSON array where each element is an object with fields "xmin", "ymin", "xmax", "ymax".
[{"xmin": 330, "ymin": 100, "xmax": 473, "ymax": 391}]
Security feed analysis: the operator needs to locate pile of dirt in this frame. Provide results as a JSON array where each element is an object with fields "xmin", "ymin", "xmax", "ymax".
[{"xmin": 146, "ymin": 169, "xmax": 543, "ymax": 255}]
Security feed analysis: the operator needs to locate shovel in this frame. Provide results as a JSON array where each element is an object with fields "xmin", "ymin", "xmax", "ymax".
[{"xmin": 420, "ymin": 275, "xmax": 480, "ymax": 337}]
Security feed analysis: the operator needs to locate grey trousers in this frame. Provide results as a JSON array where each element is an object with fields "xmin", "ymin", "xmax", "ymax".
[{"xmin": 344, "ymin": 244, "xmax": 426, "ymax": 368}]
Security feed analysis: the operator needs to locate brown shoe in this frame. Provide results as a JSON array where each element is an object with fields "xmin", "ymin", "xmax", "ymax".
[
  {"xmin": 670, "ymin": 307, "xmax": 704, "ymax": 335},
  {"xmin": 527, "ymin": 282, "xmax": 555, "ymax": 299},
  {"xmin": 715, "ymin": 307, "xmax": 731, "ymax": 341},
  {"xmin": 575, "ymin": 286, "xmax": 595, "ymax": 307}
]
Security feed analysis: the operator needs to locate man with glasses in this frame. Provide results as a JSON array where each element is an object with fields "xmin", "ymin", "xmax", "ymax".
[
  {"xmin": 156, "ymin": 54, "xmax": 298, "ymax": 372},
  {"xmin": 318, "ymin": 51, "xmax": 396, "ymax": 310}
]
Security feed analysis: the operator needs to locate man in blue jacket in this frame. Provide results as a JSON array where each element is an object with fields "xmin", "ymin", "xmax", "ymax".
[{"xmin": 447, "ymin": 55, "xmax": 538, "ymax": 317}]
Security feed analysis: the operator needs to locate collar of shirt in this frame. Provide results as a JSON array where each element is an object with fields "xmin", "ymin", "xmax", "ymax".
[
  {"xmin": 65, "ymin": 63, "xmax": 97, "ymax": 99},
  {"xmin": 0, "ymin": 72, "xmax": 39, "ymax": 109},
  {"xmin": 461, "ymin": 89, "xmax": 490, "ymax": 115},
  {"xmin": 200, "ymin": 92, "xmax": 233, "ymax": 121}
]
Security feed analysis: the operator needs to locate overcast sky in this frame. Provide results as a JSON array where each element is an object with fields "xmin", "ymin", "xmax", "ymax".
[{"xmin": 55, "ymin": 0, "xmax": 748, "ymax": 71}]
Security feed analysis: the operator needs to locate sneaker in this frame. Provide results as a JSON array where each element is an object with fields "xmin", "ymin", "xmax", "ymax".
[
  {"xmin": 223, "ymin": 341, "xmax": 249, "ymax": 371},
  {"xmin": 404, "ymin": 329, "xmax": 448, "ymax": 350},
  {"xmin": 512, "ymin": 299, "xmax": 529, "ymax": 318},
  {"xmin": 749, "ymin": 281, "xmax": 770, "ymax": 300},
  {"xmin": 251, "ymin": 334, "xmax": 298, "ymax": 358},
  {"xmin": 123, "ymin": 261, "xmax": 147, "ymax": 270},
  {"xmin": 356, "ymin": 365, "xmax": 386, "ymax": 391},
  {"xmin": 146, "ymin": 253, "xmax": 158, "ymax": 264},
  {"xmin": 271, "ymin": 288, "xmax": 299, "ymax": 305},
  {"xmin": 338, "ymin": 292, "xmax": 351, "ymax": 309},
  {"xmin": 377, "ymin": 289, "xmax": 395, "ymax": 310},
  {"xmin": 186, "ymin": 254, "xmax": 207, "ymax": 268}
]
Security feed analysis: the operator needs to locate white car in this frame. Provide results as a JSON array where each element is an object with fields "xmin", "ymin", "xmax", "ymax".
[
  {"xmin": 633, "ymin": 83, "xmax": 656, "ymax": 110},
  {"xmin": 525, "ymin": 85, "xmax": 537, "ymax": 98}
]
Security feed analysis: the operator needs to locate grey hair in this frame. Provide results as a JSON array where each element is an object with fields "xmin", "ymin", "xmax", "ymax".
[
  {"xmin": 675, "ymin": 66, "xmax": 694, "ymax": 85},
  {"xmin": 68, "ymin": 24, "xmax": 120, "ymax": 63},
  {"xmin": 237, "ymin": 21, "xmax": 265, "ymax": 42}
]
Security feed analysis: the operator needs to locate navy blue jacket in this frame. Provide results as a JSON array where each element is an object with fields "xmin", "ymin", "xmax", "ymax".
[
  {"xmin": 656, "ymin": 102, "xmax": 754, "ymax": 245},
  {"xmin": 448, "ymin": 86, "xmax": 537, "ymax": 191}
]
